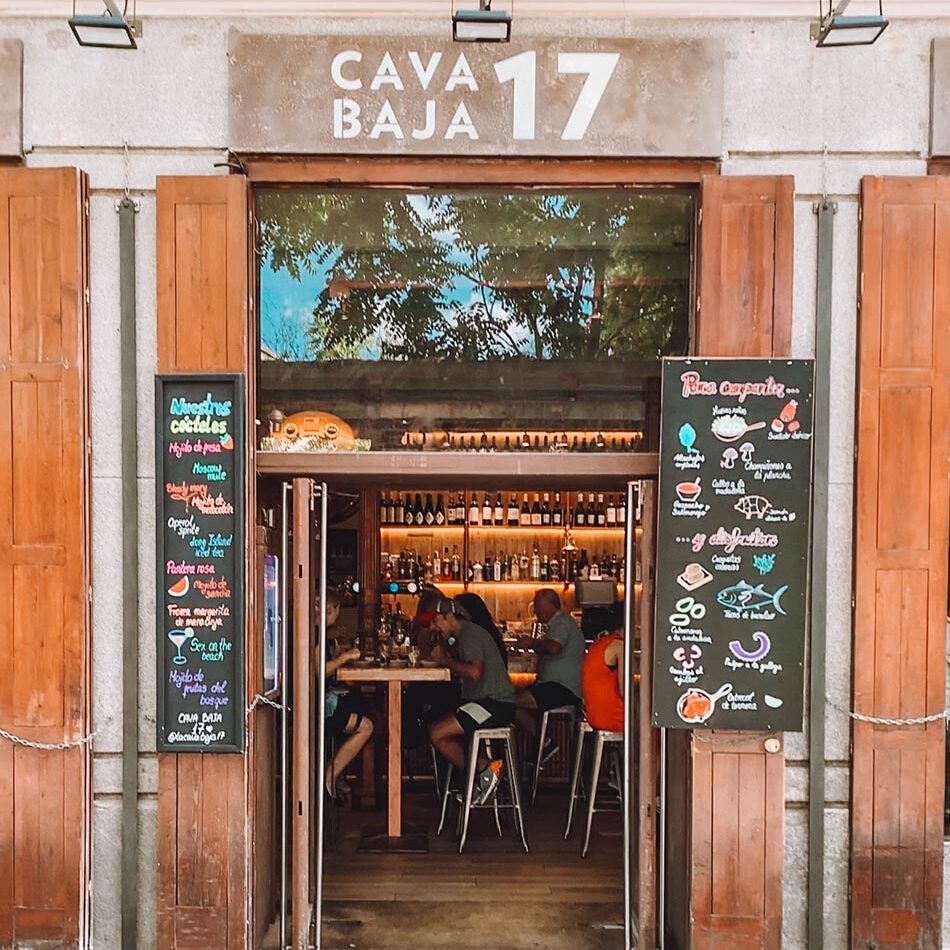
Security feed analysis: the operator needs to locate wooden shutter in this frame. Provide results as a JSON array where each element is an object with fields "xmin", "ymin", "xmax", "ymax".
[
  {"xmin": 156, "ymin": 175, "xmax": 251, "ymax": 950},
  {"xmin": 688, "ymin": 174, "xmax": 794, "ymax": 949},
  {"xmin": 0, "ymin": 167, "xmax": 90, "ymax": 947},
  {"xmin": 851, "ymin": 176, "xmax": 950, "ymax": 950}
]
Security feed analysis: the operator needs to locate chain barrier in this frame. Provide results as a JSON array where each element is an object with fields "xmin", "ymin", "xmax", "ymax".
[
  {"xmin": 0, "ymin": 726, "xmax": 99, "ymax": 751},
  {"xmin": 246, "ymin": 693, "xmax": 290, "ymax": 718}
]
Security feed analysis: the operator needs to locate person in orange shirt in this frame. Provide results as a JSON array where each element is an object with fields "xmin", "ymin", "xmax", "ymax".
[{"xmin": 582, "ymin": 628, "xmax": 625, "ymax": 733}]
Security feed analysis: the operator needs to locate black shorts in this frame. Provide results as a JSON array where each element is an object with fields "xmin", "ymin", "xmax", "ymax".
[
  {"xmin": 455, "ymin": 699, "xmax": 516, "ymax": 736},
  {"xmin": 528, "ymin": 681, "xmax": 581, "ymax": 714},
  {"xmin": 325, "ymin": 691, "xmax": 367, "ymax": 740}
]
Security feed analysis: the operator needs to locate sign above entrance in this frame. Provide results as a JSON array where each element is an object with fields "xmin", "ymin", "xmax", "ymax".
[
  {"xmin": 228, "ymin": 32, "xmax": 723, "ymax": 157},
  {"xmin": 652, "ymin": 358, "xmax": 815, "ymax": 732}
]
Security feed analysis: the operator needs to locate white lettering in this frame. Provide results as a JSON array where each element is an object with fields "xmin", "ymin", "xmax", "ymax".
[
  {"xmin": 412, "ymin": 99, "xmax": 437, "ymax": 140},
  {"xmin": 445, "ymin": 52, "xmax": 478, "ymax": 92},
  {"xmin": 557, "ymin": 52, "xmax": 619, "ymax": 140},
  {"xmin": 331, "ymin": 50, "xmax": 362, "ymax": 91},
  {"xmin": 494, "ymin": 50, "xmax": 536, "ymax": 140},
  {"xmin": 445, "ymin": 101, "xmax": 478, "ymax": 140},
  {"xmin": 370, "ymin": 51, "xmax": 404, "ymax": 91},
  {"xmin": 333, "ymin": 98, "xmax": 362, "ymax": 139},
  {"xmin": 408, "ymin": 51, "xmax": 442, "ymax": 91},
  {"xmin": 369, "ymin": 99, "xmax": 404, "ymax": 139}
]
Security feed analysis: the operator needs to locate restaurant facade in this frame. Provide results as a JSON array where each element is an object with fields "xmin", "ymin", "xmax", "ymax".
[{"xmin": 1, "ymin": 3, "xmax": 949, "ymax": 949}]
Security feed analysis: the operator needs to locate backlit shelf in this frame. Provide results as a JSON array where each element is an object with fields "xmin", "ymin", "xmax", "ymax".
[{"xmin": 380, "ymin": 524, "xmax": 465, "ymax": 531}]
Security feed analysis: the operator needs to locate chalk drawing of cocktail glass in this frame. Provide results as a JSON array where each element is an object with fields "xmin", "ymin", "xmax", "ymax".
[{"xmin": 168, "ymin": 627, "xmax": 194, "ymax": 665}]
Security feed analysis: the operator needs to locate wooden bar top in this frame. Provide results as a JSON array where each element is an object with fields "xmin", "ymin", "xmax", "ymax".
[{"xmin": 337, "ymin": 665, "xmax": 451, "ymax": 683}]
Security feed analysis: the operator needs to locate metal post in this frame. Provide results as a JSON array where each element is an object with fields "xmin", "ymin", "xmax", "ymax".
[
  {"xmin": 808, "ymin": 197, "xmax": 836, "ymax": 950},
  {"xmin": 623, "ymin": 481, "xmax": 636, "ymax": 950},
  {"xmin": 280, "ymin": 482, "xmax": 290, "ymax": 950},
  {"xmin": 314, "ymin": 483, "xmax": 329, "ymax": 950},
  {"xmin": 118, "ymin": 196, "xmax": 139, "ymax": 950}
]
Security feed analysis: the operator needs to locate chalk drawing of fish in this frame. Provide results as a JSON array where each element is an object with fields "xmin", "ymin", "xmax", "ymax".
[{"xmin": 717, "ymin": 581, "xmax": 788, "ymax": 615}]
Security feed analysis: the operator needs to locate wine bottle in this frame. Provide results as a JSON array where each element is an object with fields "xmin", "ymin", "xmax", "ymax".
[
  {"xmin": 553, "ymin": 492, "xmax": 563, "ymax": 526},
  {"xmin": 606, "ymin": 494, "xmax": 617, "ymax": 526},
  {"xmin": 618, "ymin": 492, "xmax": 627, "ymax": 525},
  {"xmin": 507, "ymin": 493, "xmax": 520, "ymax": 527},
  {"xmin": 414, "ymin": 493, "xmax": 425, "ymax": 526},
  {"xmin": 520, "ymin": 494, "xmax": 531, "ymax": 527},
  {"xmin": 469, "ymin": 494, "xmax": 480, "ymax": 525},
  {"xmin": 403, "ymin": 494, "xmax": 415, "ymax": 526},
  {"xmin": 531, "ymin": 493, "xmax": 542, "ymax": 527},
  {"xmin": 394, "ymin": 493, "xmax": 405, "ymax": 525},
  {"xmin": 424, "ymin": 493, "xmax": 435, "ymax": 526},
  {"xmin": 575, "ymin": 494, "xmax": 586, "ymax": 527},
  {"xmin": 483, "ymin": 555, "xmax": 492, "ymax": 583},
  {"xmin": 577, "ymin": 548, "xmax": 590, "ymax": 580},
  {"xmin": 541, "ymin": 554, "xmax": 549, "ymax": 582},
  {"xmin": 482, "ymin": 493, "xmax": 492, "ymax": 525},
  {"xmin": 530, "ymin": 547, "xmax": 541, "ymax": 581},
  {"xmin": 451, "ymin": 546, "xmax": 461, "ymax": 580},
  {"xmin": 442, "ymin": 547, "xmax": 451, "ymax": 581},
  {"xmin": 435, "ymin": 493, "xmax": 445, "ymax": 526},
  {"xmin": 494, "ymin": 493, "xmax": 504, "ymax": 526},
  {"xmin": 596, "ymin": 493, "xmax": 606, "ymax": 527},
  {"xmin": 541, "ymin": 493, "xmax": 551, "ymax": 526}
]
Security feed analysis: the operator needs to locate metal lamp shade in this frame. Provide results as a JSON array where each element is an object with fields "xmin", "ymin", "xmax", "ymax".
[{"xmin": 68, "ymin": 13, "xmax": 137, "ymax": 50}]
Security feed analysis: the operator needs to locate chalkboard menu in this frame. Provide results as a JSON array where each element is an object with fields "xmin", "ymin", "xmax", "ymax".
[
  {"xmin": 653, "ymin": 359, "xmax": 814, "ymax": 732},
  {"xmin": 156, "ymin": 375, "xmax": 245, "ymax": 752}
]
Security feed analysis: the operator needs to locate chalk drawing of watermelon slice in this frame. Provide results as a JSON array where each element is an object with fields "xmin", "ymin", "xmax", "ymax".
[
  {"xmin": 168, "ymin": 576, "xmax": 189, "ymax": 598},
  {"xmin": 220, "ymin": 433, "xmax": 234, "ymax": 450}
]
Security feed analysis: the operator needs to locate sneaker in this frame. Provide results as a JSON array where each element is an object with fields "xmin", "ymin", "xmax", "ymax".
[
  {"xmin": 475, "ymin": 759, "xmax": 503, "ymax": 805},
  {"xmin": 540, "ymin": 738, "xmax": 559, "ymax": 766}
]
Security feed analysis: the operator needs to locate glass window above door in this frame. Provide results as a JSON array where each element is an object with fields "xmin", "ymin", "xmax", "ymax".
[{"xmin": 257, "ymin": 187, "xmax": 694, "ymax": 453}]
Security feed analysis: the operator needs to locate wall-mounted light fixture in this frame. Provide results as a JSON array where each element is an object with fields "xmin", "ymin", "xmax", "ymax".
[
  {"xmin": 811, "ymin": 0, "xmax": 888, "ymax": 47},
  {"xmin": 452, "ymin": 0, "xmax": 511, "ymax": 43},
  {"xmin": 69, "ymin": 0, "xmax": 139, "ymax": 50}
]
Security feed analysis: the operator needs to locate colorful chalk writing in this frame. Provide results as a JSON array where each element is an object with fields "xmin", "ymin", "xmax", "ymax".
[
  {"xmin": 653, "ymin": 359, "xmax": 814, "ymax": 732},
  {"xmin": 156, "ymin": 375, "xmax": 245, "ymax": 752}
]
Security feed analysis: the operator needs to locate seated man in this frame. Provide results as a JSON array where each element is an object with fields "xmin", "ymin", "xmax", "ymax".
[
  {"xmin": 582, "ymin": 627, "xmax": 625, "ymax": 734},
  {"xmin": 515, "ymin": 589, "xmax": 585, "ymax": 761},
  {"xmin": 427, "ymin": 596, "xmax": 516, "ymax": 805}
]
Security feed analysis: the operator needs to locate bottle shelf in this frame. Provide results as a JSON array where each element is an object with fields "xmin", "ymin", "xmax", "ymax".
[
  {"xmin": 381, "ymin": 524, "xmax": 465, "ymax": 532},
  {"xmin": 394, "ymin": 580, "xmax": 632, "ymax": 590}
]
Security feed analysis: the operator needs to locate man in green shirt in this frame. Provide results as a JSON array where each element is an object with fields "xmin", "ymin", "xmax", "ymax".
[{"xmin": 428, "ymin": 596, "xmax": 515, "ymax": 804}]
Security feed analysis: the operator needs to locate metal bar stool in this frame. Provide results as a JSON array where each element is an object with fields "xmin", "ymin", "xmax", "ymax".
[
  {"xmin": 437, "ymin": 726, "xmax": 529, "ymax": 854},
  {"xmin": 564, "ymin": 718, "xmax": 593, "ymax": 839},
  {"xmin": 530, "ymin": 703, "xmax": 578, "ymax": 805},
  {"xmin": 581, "ymin": 729, "xmax": 624, "ymax": 858}
]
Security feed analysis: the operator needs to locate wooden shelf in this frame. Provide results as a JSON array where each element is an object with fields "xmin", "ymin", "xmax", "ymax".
[{"xmin": 380, "ymin": 524, "xmax": 465, "ymax": 532}]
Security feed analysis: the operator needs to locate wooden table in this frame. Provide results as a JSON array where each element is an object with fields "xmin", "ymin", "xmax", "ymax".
[{"xmin": 337, "ymin": 665, "xmax": 450, "ymax": 850}]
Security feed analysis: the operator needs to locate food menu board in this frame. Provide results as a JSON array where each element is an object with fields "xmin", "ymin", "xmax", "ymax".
[
  {"xmin": 653, "ymin": 358, "xmax": 814, "ymax": 732},
  {"xmin": 156, "ymin": 375, "xmax": 245, "ymax": 752}
]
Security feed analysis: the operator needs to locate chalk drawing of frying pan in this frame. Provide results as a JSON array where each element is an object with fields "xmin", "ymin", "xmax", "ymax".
[
  {"xmin": 728, "ymin": 631, "xmax": 771, "ymax": 662},
  {"xmin": 676, "ymin": 683, "xmax": 733, "ymax": 725}
]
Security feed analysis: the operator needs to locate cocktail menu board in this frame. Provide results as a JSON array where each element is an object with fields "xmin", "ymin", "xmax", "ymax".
[
  {"xmin": 155, "ymin": 375, "xmax": 245, "ymax": 752},
  {"xmin": 653, "ymin": 358, "xmax": 815, "ymax": 732}
]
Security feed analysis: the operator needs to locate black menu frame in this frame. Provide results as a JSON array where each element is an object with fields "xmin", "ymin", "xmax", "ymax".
[
  {"xmin": 155, "ymin": 374, "xmax": 246, "ymax": 753},
  {"xmin": 653, "ymin": 358, "xmax": 815, "ymax": 732}
]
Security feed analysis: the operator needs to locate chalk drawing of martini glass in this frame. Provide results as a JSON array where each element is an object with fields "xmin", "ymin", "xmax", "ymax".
[{"xmin": 168, "ymin": 627, "xmax": 194, "ymax": 665}]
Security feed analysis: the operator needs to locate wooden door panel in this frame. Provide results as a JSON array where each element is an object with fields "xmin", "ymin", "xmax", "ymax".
[
  {"xmin": 689, "ymin": 174, "xmax": 793, "ymax": 950},
  {"xmin": 0, "ymin": 167, "xmax": 89, "ymax": 949},
  {"xmin": 156, "ymin": 175, "xmax": 251, "ymax": 950},
  {"xmin": 852, "ymin": 176, "xmax": 950, "ymax": 950}
]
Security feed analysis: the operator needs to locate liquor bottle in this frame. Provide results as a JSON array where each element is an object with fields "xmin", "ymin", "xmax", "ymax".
[
  {"xmin": 618, "ymin": 492, "xmax": 626, "ymax": 525},
  {"xmin": 483, "ymin": 555, "xmax": 492, "ymax": 582},
  {"xmin": 520, "ymin": 550, "xmax": 529, "ymax": 578},
  {"xmin": 380, "ymin": 492, "xmax": 390, "ymax": 525},
  {"xmin": 493, "ymin": 554, "xmax": 502, "ymax": 582},
  {"xmin": 510, "ymin": 552, "xmax": 520, "ymax": 581},
  {"xmin": 423, "ymin": 493, "xmax": 435, "ymax": 526},
  {"xmin": 577, "ymin": 548, "xmax": 589, "ymax": 581},
  {"xmin": 494, "ymin": 493, "xmax": 504, "ymax": 526},
  {"xmin": 490, "ymin": 436, "xmax": 498, "ymax": 453},
  {"xmin": 414, "ymin": 493, "xmax": 425, "ymax": 526},
  {"xmin": 541, "ymin": 493, "xmax": 551, "ymax": 526},
  {"xmin": 424, "ymin": 555, "xmax": 433, "ymax": 583},
  {"xmin": 500, "ymin": 552, "xmax": 508, "ymax": 582},
  {"xmin": 432, "ymin": 548, "xmax": 441, "ymax": 578},
  {"xmin": 590, "ymin": 556, "xmax": 601, "ymax": 580},
  {"xmin": 503, "ymin": 435, "xmax": 512, "ymax": 452},
  {"xmin": 451, "ymin": 546, "xmax": 461, "ymax": 580},
  {"xmin": 507, "ymin": 493, "xmax": 520, "ymax": 527},
  {"xmin": 575, "ymin": 494, "xmax": 586, "ymax": 527},
  {"xmin": 520, "ymin": 494, "xmax": 531, "ymax": 527},
  {"xmin": 596, "ymin": 493, "xmax": 606, "ymax": 527},
  {"xmin": 541, "ymin": 554, "xmax": 550, "ymax": 582},
  {"xmin": 530, "ymin": 547, "xmax": 541, "ymax": 581},
  {"xmin": 468, "ymin": 494, "xmax": 480, "ymax": 525},
  {"xmin": 542, "ymin": 435, "xmax": 550, "ymax": 451},
  {"xmin": 606, "ymin": 494, "xmax": 617, "ymax": 526},
  {"xmin": 550, "ymin": 557, "xmax": 560, "ymax": 582},
  {"xmin": 553, "ymin": 492, "xmax": 563, "ymax": 526},
  {"xmin": 479, "ymin": 432, "xmax": 489, "ymax": 452},
  {"xmin": 533, "ymin": 435, "xmax": 540, "ymax": 451},
  {"xmin": 403, "ymin": 494, "xmax": 414, "ymax": 526},
  {"xmin": 570, "ymin": 436, "xmax": 579, "ymax": 452},
  {"xmin": 435, "ymin": 494, "xmax": 446, "ymax": 526},
  {"xmin": 531, "ymin": 493, "xmax": 542, "ymax": 527},
  {"xmin": 442, "ymin": 547, "xmax": 451, "ymax": 581},
  {"xmin": 610, "ymin": 553, "xmax": 619, "ymax": 578},
  {"xmin": 482, "ymin": 493, "xmax": 492, "ymax": 525}
]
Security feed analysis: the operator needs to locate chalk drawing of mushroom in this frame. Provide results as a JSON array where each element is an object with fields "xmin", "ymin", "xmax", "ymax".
[
  {"xmin": 721, "ymin": 447, "xmax": 738, "ymax": 470},
  {"xmin": 739, "ymin": 442, "xmax": 755, "ymax": 465}
]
